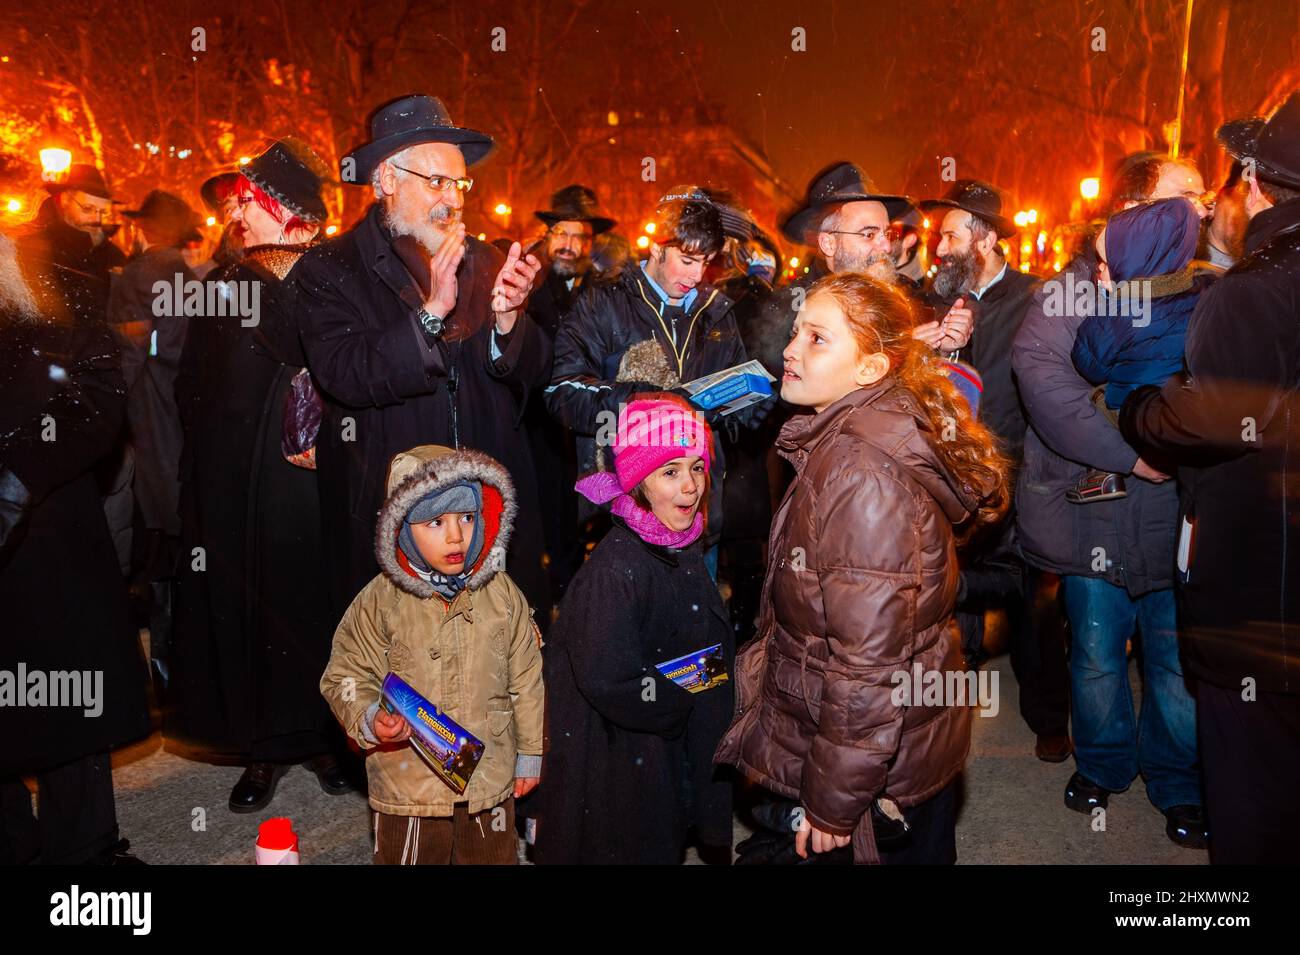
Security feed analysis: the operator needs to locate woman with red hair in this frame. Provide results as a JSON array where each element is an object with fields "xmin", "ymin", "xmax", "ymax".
[{"xmin": 171, "ymin": 140, "xmax": 352, "ymax": 813}]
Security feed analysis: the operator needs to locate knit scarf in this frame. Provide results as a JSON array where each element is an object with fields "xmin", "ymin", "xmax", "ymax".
[{"xmin": 575, "ymin": 471, "xmax": 703, "ymax": 549}]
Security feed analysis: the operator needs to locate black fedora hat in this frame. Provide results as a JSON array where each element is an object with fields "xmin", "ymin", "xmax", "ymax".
[
  {"xmin": 199, "ymin": 171, "xmax": 239, "ymax": 212},
  {"xmin": 1217, "ymin": 89, "xmax": 1300, "ymax": 190},
  {"xmin": 782, "ymin": 162, "xmax": 912, "ymax": 244},
  {"xmin": 44, "ymin": 162, "xmax": 115, "ymax": 200},
  {"xmin": 920, "ymin": 179, "xmax": 1018, "ymax": 238},
  {"xmin": 123, "ymin": 189, "xmax": 199, "ymax": 242},
  {"xmin": 343, "ymin": 94, "xmax": 495, "ymax": 184},
  {"xmin": 242, "ymin": 138, "xmax": 330, "ymax": 223},
  {"xmin": 535, "ymin": 184, "xmax": 616, "ymax": 234}
]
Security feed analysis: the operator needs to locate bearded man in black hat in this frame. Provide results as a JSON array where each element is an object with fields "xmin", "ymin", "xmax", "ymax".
[
  {"xmin": 528, "ymin": 184, "xmax": 615, "ymax": 336},
  {"xmin": 921, "ymin": 179, "xmax": 1037, "ymax": 463},
  {"xmin": 920, "ymin": 179, "xmax": 1055, "ymax": 751},
  {"xmin": 293, "ymin": 94, "xmax": 551, "ymax": 623},
  {"xmin": 756, "ymin": 162, "xmax": 973, "ymax": 379},
  {"xmin": 1121, "ymin": 89, "xmax": 1300, "ymax": 864},
  {"xmin": 524, "ymin": 185, "xmax": 615, "ymax": 602},
  {"xmin": 17, "ymin": 163, "xmax": 127, "ymax": 328}
]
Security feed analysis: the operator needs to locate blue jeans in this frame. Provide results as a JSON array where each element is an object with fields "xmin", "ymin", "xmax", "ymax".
[{"xmin": 1061, "ymin": 576, "xmax": 1201, "ymax": 810}]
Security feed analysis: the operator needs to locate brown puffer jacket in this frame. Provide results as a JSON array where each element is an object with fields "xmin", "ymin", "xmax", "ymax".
[{"xmin": 715, "ymin": 380, "xmax": 982, "ymax": 862}]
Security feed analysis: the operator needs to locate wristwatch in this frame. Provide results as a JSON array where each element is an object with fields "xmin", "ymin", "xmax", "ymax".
[{"xmin": 416, "ymin": 305, "xmax": 445, "ymax": 339}]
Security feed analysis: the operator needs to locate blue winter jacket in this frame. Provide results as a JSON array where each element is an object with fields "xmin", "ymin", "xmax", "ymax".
[{"xmin": 1071, "ymin": 197, "xmax": 1201, "ymax": 408}]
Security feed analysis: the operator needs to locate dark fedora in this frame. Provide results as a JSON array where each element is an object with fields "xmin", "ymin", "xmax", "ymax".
[
  {"xmin": 920, "ymin": 179, "xmax": 1018, "ymax": 238},
  {"xmin": 199, "ymin": 170, "xmax": 239, "ymax": 212},
  {"xmin": 243, "ymin": 138, "xmax": 330, "ymax": 223},
  {"xmin": 44, "ymin": 162, "xmax": 115, "ymax": 200},
  {"xmin": 123, "ymin": 190, "xmax": 199, "ymax": 243},
  {"xmin": 535, "ymin": 184, "xmax": 616, "ymax": 234},
  {"xmin": 1217, "ymin": 88, "xmax": 1300, "ymax": 190},
  {"xmin": 782, "ymin": 162, "xmax": 912, "ymax": 244},
  {"xmin": 343, "ymin": 94, "xmax": 495, "ymax": 184}
]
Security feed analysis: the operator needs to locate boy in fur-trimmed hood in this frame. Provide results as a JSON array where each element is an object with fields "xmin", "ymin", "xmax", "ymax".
[{"xmin": 321, "ymin": 444, "xmax": 543, "ymax": 864}]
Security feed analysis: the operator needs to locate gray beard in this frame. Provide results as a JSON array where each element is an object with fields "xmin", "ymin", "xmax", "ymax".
[
  {"xmin": 383, "ymin": 201, "xmax": 461, "ymax": 256},
  {"xmin": 834, "ymin": 248, "xmax": 898, "ymax": 284},
  {"xmin": 932, "ymin": 247, "xmax": 983, "ymax": 300},
  {"xmin": 0, "ymin": 234, "xmax": 40, "ymax": 323},
  {"xmin": 551, "ymin": 255, "xmax": 588, "ymax": 279}
]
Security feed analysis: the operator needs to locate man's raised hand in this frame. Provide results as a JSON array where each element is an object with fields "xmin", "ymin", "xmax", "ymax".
[{"xmin": 491, "ymin": 241, "xmax": 542, "ymax": 334}]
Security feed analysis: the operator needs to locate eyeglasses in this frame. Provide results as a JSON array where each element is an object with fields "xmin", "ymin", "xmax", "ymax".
[
  {"xmin": 70, "ymin": 196, "xmax": 109, "ymax": 217},
  {"xmin": 549, "ymin": 227, "xmax": 592, "ymax": 243},
  {"xmin": 824, "ymin": 226, "xmax": 902, "ymax": 243},
  {"xmin": 392, "ymin": 164, "xmax": 474, "ymax": 194}
]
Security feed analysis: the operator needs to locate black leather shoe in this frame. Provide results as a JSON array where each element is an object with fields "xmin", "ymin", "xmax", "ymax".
[
  {"xmin": 1164, "ymin": 804, "xmax": 1209, "ymax": 849},
  {"xmin": 1064, "ymin": 771, "xmax": 1111, "ymax": 813},
  {"xmin": 229, "ymin": 762, "xmax": 287, "ymax": 814},
  {"xmin": 304, "ymin": 754, "xmax": 354, "ymax": 796},
  {"xmin": 85, "ymin": 838, "xmax": 146, "ymax": 865},
  {"xmin": 1035, "ymin": 733, "xmax": 1074, "ymax": 763}
]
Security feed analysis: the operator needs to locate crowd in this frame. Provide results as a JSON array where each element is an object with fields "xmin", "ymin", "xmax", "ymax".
[{"xmin": 2, "ymin": 85, "xmax": 1299, "ymax": 866}]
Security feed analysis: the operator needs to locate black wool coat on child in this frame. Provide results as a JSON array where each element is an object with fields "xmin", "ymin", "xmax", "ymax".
[{"xmin": 534, "ymin": 518, "xmax": 735, "ymax": 864}]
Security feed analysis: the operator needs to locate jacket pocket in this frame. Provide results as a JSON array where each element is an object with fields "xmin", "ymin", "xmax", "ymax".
[{"xmin": 487, "ymin": 700, "xmax": 513, "ymax": 737}]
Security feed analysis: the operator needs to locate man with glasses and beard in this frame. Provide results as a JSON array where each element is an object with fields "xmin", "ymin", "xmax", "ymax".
[
  {"xmin": 293, "ymin": 95, "xmax": 552, "ymax": 623},
  {"xmin": 525, "ymin": 185, "xmax": 616, "ymax": 604},
  {"xmin": 755, "ymin": 163, "xmax": 974, "ymax": 380}
]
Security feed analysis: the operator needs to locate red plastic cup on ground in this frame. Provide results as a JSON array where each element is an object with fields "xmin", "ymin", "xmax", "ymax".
[{"xmin": 255, "ymin": 817, "xmax": 300, "ymax": 865}]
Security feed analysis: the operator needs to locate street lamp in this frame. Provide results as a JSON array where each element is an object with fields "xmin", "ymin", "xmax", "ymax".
[
  {"xmin": 494, "ymin": 202, "xmax": 511, "ymax": 217},
  {"xmin": 39, "ymin": 147, "xmax": 72, "ymax": 180}
]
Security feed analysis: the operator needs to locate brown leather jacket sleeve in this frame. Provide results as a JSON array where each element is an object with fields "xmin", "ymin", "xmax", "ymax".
[{"xmin": 799, "ymin": 464, "xmax": 919, "ymax": 836}]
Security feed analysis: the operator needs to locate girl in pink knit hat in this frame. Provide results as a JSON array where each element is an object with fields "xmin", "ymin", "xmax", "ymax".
[{"xmin": 533, "ymin": 394, "xmax": 736, "ymax": 864}]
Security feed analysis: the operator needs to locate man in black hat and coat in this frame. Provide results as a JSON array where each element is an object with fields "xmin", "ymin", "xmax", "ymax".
[
  {"xmin": 17, "ymin": 163, "xmax": 126, "ymax": 329},
  {"xmin": 755, "ymin": 162, "xmax": 973, "ymax": 379},
  {"xmin": 922, "ymin": 179, "xmax": 1072, "ymax": 764},
  {"xmin": 525, "ymin": 185, "xmax": 615, "ymax": 602},
  {"xmin": 106, "ymin": 190, "xmax": 202, "ymax": 692},
  {"xmin": 1120, "ymin": 89, "xmax": 1300, "ymax": 863},
  {"xmin": 0, "ymin": 228, "xmax": 150, "ymax": 864},
  {"xmin": 293, "ymin": 94, "xmax": 551, "ymax": 622},
  {"xmin": 17, "ymin": 164, "xmax": 135, "ymax": 577}
]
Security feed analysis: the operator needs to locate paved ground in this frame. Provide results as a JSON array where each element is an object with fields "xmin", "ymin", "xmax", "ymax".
[{"xmin": 89, "ymin": 650, "xmax": 1203, "ymax": 865}]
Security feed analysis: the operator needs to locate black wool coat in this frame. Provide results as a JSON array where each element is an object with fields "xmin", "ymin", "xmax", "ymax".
[
  {"xmin": 533, "ymin": 519, "xmax": 735, "ymax": 864},
  {"xmin": 1122, "ymin": 198, "xmax": 1300, "ymax": 694},
  {"xmin": 168, "ymin": 245, "xmax": 337, "ymax": 759},
  {"xmin": 0, "ymin": 309, "xmax": 150, "ymax": 773},
  {"xmin": 292, "ymin": 205, "xmax": 553, "ymax": 621}
]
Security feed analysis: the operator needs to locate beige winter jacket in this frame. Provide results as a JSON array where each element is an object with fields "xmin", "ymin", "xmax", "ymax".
[{"xmin": 321, "ymin": 445, "xmax": 544, "ymax": 817}]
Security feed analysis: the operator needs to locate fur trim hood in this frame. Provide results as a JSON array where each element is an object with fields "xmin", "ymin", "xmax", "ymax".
[{"xmin": 374, "ymin": 445, "xmax": 517, "ymax": 598}]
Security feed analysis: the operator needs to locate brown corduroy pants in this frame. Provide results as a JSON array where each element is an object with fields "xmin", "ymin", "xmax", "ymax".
[{"xmin": 372, "ymin": 799, "xmax": 517, "ymax": 865}]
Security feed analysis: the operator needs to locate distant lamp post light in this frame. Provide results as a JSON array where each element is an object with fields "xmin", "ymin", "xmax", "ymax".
[
  {"xmin": 644, "ymin": 222, "xmax": 655, "ymax": 234},
  {"xmin": 493, "ymin": 202, "xmax": 511, "ymax": 217},
  {"xmin": 205, "ymin": 215, "xmax": 216, "ymax": 227},
  {"xmin": 1080, "ymin": 177, "xmax": 1101, "ymax": 201},
  {"xmin": 635, "ymin": 235, "xmax": 650, "ymax": 250},
  {"xmin": 39, "ymin": 147, "xmax": 72, "ymax": 178},
  {"xmin": 789, "ymin": 256, "xmax": 800, "ymax": 268}
]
